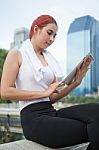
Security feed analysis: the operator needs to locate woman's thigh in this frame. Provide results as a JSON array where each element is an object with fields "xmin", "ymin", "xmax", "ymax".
[
  {"xmin": 57, "ymin": 103, "xmax": 99, "ymax": 123},
  {"xmin": 27, "ymin": 115, "xmax": 88, "ymax": 148}
]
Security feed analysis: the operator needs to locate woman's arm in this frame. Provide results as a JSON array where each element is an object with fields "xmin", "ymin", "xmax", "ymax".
[
  {"xmin": 50, "ymin": 56, "xmax": 93, "ymax": 103},
  {"xmin": 1, "ymin": 49, "xmax": 61, "ymax": 101},
  {"xmin": 49, "ymin": 81, "xmax": 77, "ymax": 103},
  {"xmin": 0, "ymin": 50, "xmax": 46, "ymax": 101}
]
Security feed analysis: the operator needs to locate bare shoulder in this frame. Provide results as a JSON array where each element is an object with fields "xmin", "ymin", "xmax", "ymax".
[
  {"xmin": 7, "ymin": 48, "xmax": 21, "ymax": 58},
  {"xmin": 6, "ymin": 48, "xmax": 22, "ymax": 66},
  {"xmin": 2, "ymin": 48, "xmax": 22, "ymax": 83},
  {"xmin": 1, "ymin": 49, "xmax": 22, "ymax": 90}
]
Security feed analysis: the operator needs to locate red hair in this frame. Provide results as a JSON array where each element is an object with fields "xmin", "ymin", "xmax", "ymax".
[{"xmin": 29, "ymin": 15, "xmax": 57, "ymax": 39}]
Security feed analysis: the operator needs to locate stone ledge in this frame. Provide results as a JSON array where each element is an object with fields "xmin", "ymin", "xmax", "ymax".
[{"xmin": 0, "ymin": 139, "xmax": 89, "ymax": 150}]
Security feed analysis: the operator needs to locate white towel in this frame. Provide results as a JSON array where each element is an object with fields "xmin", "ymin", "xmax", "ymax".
[{"xmin": 20, "ymin": 39, "xmax": 63, "ymax": 82}]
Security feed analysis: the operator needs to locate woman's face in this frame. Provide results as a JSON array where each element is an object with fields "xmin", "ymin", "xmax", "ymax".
[{"xmin": 34, "ymin": 23, "xmax": 58, "ymax": 49}]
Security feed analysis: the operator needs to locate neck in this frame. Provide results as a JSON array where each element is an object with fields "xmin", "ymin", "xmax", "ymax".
[{"xmin": 30, "ymin": 38, "xmax": 43, "ymax": 55}]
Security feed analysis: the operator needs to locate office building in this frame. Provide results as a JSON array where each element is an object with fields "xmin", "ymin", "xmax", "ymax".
[
  {"xmin": 67, "ymin": 15, "xmax": 99, "ymax": 95},
  {"xmin": 10, "ymin": 27, "xmax": 29, "ymax": 49}
]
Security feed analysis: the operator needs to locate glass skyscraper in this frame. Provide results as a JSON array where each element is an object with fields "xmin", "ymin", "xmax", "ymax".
[
  {"xmin": 10, "ymin": 27, "xmax": 29, "ymax": 49},
  {"xmin": 67, "ymin": 15, "xmax": 99, "ymax": 95}
]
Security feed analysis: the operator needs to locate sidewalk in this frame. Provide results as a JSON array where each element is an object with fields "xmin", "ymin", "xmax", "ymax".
[{"xmin": 0, "ymin": 139, "xmax": 89, "ymax": 150}]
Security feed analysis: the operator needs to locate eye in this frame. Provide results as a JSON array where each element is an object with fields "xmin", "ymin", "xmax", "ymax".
[
  {"xmin": 53, "ymin": 34, "xmax": 56, "ymax": 38},
  {"xmin": 47, "ymin": 31, "xmax": 56, "ymax": 38},
  {"xmin": 47, "ymin": 31, "xmax": 52, "ymax": 35}
]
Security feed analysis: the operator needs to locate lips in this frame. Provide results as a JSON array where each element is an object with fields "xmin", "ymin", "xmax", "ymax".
[{"xmin": 45, "ymin": 42, "xmax": 51, "ymax": 46}]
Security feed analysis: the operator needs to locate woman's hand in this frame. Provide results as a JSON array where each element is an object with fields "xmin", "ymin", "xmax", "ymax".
[
  {"xmin": 44, "ymin": 82, "xmax": 64, "ymax": 97},
  {"xmin": 74, "ymin": 56, "xmax": 93, "ymax": 86}
]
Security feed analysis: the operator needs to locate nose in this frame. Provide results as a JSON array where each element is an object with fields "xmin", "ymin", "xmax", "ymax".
[{"xmin": 50, "ymin": 35, "xmax": 54, "ymax": 43}]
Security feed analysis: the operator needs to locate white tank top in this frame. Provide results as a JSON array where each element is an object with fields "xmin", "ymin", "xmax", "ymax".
[{"xmin": 15, "ymin": 49, "xmax": 55, "ymax": 110}]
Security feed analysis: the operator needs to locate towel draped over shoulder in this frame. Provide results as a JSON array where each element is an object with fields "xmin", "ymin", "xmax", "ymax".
[{"xmin": 19, "ymin": 39, "xmax": 63, "ymax": 82}]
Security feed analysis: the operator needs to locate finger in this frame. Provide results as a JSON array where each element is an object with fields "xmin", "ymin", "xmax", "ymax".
[
  {"xmin": 52, "ymin": 81, "xmax": 60, "ymax": 87},
  {"xmin": 84, "ymin": 57, "xmax": 93, "ymax": 66},
  {"xmin": 59, "ymin": 82, "xmax": 65, "ymax": 86},
  {"xmin": 82, "ymin": 68, "xmax": 89, "ymax": 76},
  {"xmin": 54, "ymin": 89, "xmax": 61, "ymax": 94},
  {"xmin": 80, "ymin": 61, "xmax": 89, "ymax": 70}
]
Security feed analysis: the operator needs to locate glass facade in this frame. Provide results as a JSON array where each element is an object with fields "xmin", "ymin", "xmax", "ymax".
[
  {"xmin": 10, "ymin": 27, "xmax": 29, "ymax": 49},
  {"xmin": 67, "ymin": 15, "xmax": 99, "ymax": 95}
]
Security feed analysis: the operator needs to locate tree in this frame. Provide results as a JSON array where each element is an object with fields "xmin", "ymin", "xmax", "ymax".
[
  {"xmin": 0, "ymin": 49, "xmax": 8, "ymax": 81},
  {"xmin": 0, "ymin": 49, "xmax": 8, "ymax": 101}
]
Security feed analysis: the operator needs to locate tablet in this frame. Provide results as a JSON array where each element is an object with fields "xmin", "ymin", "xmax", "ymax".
[{"xmin": 62, "ymin": 53, "xmax": 94, "ymax": 85}]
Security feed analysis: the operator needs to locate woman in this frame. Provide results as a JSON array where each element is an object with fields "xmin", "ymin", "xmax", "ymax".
[{"xmin": 1, "ymin": 15, "xmax": 99, "ymax": 150}]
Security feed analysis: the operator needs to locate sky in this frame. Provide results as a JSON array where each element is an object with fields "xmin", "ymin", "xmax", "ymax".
[{"xmin": 0, "ymin": 0, "xmax": 99, "ymax": 75}]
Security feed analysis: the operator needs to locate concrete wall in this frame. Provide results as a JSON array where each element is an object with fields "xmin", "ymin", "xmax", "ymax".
[{"xmin": 0, "ymin": 139, "xmax": 89, "ymax": 150}]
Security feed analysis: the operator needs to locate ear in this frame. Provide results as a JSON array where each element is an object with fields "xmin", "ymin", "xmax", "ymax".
[{"xmin": 33, "ymin": 25, "xmax": 39, "ymax": 33}]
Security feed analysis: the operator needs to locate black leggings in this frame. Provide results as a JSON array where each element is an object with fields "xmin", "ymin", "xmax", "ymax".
[{"xmin": 20, "ymin": 101, "xmax": 99, "ymax": 149}]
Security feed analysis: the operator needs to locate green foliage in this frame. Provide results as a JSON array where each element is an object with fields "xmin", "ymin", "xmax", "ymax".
[
  {"xmin": 0, "ymin": 49, "xmax": 12, "ymax": 103},
  {"xmin": 0, "ymin": 48, "xmax": 8, "ymax": 80},
  {"xmin": 0, "ymin": 98, "xmax": 12, "ymax": 103},
  {"xmin": 0, "ymin": 129, "xmax": 23, "ymax": 144},
  {"xmin": 60, "ymin": 96, "xmax": 99, "ymax": 104}
]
